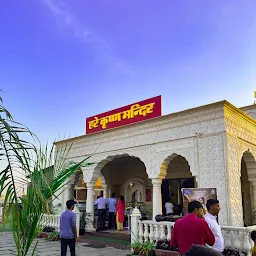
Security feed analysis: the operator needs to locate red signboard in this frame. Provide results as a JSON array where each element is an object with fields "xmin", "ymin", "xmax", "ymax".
[{"xmin": 86, "ymin": 95, "xmax": 162, "ymax": 134}]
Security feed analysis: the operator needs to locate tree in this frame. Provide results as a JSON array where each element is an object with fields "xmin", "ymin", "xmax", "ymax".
[{"xmin": 0, "ymin": 97, "xmax": 91, "ymax": 256}]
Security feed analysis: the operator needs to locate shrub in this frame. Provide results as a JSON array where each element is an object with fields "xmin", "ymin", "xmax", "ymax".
[{"xmin": 47, "ymin": 232, "xmax": 60, "ymax": 241}]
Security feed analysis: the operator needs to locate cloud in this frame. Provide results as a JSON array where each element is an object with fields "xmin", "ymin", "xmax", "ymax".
[{"xmin": 41, "ymin": 0, "xmax": 134, "ymax": 75}]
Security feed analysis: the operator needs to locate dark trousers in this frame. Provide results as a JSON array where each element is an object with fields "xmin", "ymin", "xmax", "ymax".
[
  {"xmin": 98, "ymin": 209, "xmax": 106, "ymax": 230},
  {"xmin": 61, "ymin": 238, "xmax": 76, "ymax": 256},
  {"xmin": 108, "ymin": 212, "xmax": 115, "ymax": 229}
]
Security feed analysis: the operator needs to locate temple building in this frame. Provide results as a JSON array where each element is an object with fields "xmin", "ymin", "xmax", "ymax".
[{"xmin": 54, "ymin": 97, "xmax": 256, "ymax": 230}]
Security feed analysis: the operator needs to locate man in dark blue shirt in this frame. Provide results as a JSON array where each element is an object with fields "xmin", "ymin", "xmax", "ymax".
[{"xmin": 60, "ymin": 199, "xmax": 77, "ymax": 256}]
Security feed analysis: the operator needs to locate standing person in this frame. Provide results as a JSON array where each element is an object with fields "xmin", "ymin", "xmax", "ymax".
[
  {"xmin": 205, "ymin": 199, "xmax": 224, "ymax": 253},
  {"xmin": 107, "ymin": 192, "xmax": 117, "ymax": 230},
  {"xmin": 165, "ymin": 198, "xmax": 174, "ymax": 216},
  {"xmin": 94, "ymin": 193, "xmax": 106, "ymax": 231},
  {"xmin": 116, "ymin": 195, "xmax": 126, "ymax": 231},
  {"xmin": 170, "ymin": 200, "xmax": 215, "ymax": 254},
  {"xmin": 60, "ymin": 199, "xmax": 77, "ymax": 256}
]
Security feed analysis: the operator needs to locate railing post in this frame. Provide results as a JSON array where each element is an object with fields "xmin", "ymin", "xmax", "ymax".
[
  {"xmin": 149, "ymin": 224, "xmax": 154, "ymax": 243},
  {"xmin": 144, "ymin": 223, "xmax": 149, "ymax": 242},
  {"xmin": 74, "ymin": 206, "xmax": 81, "ymax": 238},
  {"xmin": 154, "ymin": 224, "xmax": 160, "ymax": 242},
  {"xmin": 167, "ymin": 225, "xmax": 172, "ymax": 241},
  {"xmin": 160, "ymin": 224, "xmax": 166, "ymax": 240},
  {"xmin": 130, "ymin": 207, "xmax": 141, "ymax": 248},
  {"xmin": 243, "ymin": 230, "xmax": 252, "ymax": 256},
  {"xmin": 233, "ymin": 230, "xmax": 240, "ymax": 250}
]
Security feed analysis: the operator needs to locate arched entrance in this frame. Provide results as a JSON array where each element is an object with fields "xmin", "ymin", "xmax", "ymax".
[
  {"xmin": 100, "ymin": 155, "xmax": 151, "ymax": 209},
  {"xmin": 241, "ymin": 151, "xmax": 256, "ymax": 226},
  {"xmin": 160, "ymin": 154, "xmax": 194, "ymax": 215},
  {"xmin": 83, "ymin": 154, "xmax": 151, "ymax": 230}
]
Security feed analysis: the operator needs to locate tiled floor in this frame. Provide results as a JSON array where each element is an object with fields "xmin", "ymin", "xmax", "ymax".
[{"xmin": 0, "ymin": 233, "xmax": 130, "ymax": 256}]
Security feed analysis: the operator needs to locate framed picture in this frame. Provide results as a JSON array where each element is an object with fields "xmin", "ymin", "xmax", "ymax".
[
  {"xmin": 181, "ymin": 188, "xmax": 217, "ymax": 216},
  {"xmin": 146, "ymin": 186, "xmax": 152, "ymax": 202}
]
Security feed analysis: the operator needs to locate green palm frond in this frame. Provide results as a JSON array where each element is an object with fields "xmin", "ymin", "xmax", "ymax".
[{"xmin": 0, "ymin": 98, "xmax": 92, "ymax": 256}]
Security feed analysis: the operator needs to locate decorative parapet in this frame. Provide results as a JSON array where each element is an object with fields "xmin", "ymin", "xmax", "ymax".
[{"xmin": 224, "ymin": 102, "xmax": 256, "ymax": 146}]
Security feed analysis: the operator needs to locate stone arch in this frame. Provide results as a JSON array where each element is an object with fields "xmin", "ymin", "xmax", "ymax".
[
  {"xmin": 241, "ymin": 151, "xmax": 256, "ymax": 181},
  {"xmin": 240, "ymin": 150, "xmax": 256, "ymax": 225},
  {"xmin": 150, "ymin": 147, "xmax": 196, "ymax": 179},
  {"xmin": 87, "ymin": 151, "xmax": 149, "ymax": 182},
  {"xmin": 159, "ymin": 152, "xmax": 193, "ymax": 179}
]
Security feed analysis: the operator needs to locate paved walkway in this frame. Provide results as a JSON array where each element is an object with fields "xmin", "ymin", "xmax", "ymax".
[{"xmin": 0, "ymin": 233, "xmax": 131, "ymax": 256}]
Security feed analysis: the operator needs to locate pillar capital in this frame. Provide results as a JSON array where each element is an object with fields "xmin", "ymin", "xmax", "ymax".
[
  {"xmin": 151, "ymin": 178, "xmax": 162, "ymax": 186},
  {"xmin": 81, "ymin": 165, "xmax": 96, "ymax": 183}
]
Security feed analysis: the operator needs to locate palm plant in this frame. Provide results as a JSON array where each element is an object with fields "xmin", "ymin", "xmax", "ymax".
[{"xmin": 0, "ymin": 98, "xmax": 92, "ymax": 256}]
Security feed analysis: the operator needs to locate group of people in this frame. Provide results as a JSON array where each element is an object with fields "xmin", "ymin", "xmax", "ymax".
[
  {"xmin": 94, "ymin": 192, "xmax": 126, "ymax": 231},
  {"xmin": 58, "ymin": 196, "xmax": 256, "ymax": 256},
  {"xmin": 58, "ymin": 193, "xmax": 126, "ymax": 256},
  {"xmin": 170, "ymin": 199, "xmax": 224, "ymax": 255}
]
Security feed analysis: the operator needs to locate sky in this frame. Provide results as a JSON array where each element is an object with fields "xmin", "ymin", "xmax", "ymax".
[{"xmin": 1, "ymin": 0, "xmax": 256, "ymax": 145}]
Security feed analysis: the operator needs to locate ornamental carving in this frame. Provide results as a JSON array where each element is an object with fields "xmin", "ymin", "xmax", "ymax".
[
  {"xmin": 149, "ymin": 142, "xmax": 196, "ymax": 179},
  {"xmin": 225, "ymin": 107, "xmax": 256, "ymax": 146},
  {"xmin": 62, "ymin": 105, "xmax": 224, "ymax": 160},
  {"xmin": 79, "ymin": 146, "xmax": 151, "ymax": 182},
  {"xmin": 226, "ymin": 135, "xmax": 244, "ymax": 226},
  {"xmin": 198, "ymin": 135, "xmax": 228, "ymax": 225},
  {"xmin": 81, "ymin": 166, "xmax": 95, "ymax": 183}
]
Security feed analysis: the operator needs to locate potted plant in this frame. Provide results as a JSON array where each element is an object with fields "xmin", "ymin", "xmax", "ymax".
[
  {"xmin": 139, "ymin": 241, "xmax": 155, "ymax": 256},
  {"xmin": 154, "ymin": 239, "xmax": 179, "ymax": 256},
  {"xmin": 131, "ymin": 239, "xmax": 143, "ymax": 255},
  {"xmin": 47, "ymin": 232, "xmax": 60, "ymax": 241}
]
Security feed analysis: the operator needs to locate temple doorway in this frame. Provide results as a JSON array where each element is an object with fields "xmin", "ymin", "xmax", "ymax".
[
  {"xmin": 161, "ymin": 154, "xmax": 194, "ymax": 215},
  {"xmin": 240, "ymin": 151, "xmax": 256, "ymax": 226},
  {"xmin": 100, "ymin": 154, "xmax": 152, "ymax": 225}
]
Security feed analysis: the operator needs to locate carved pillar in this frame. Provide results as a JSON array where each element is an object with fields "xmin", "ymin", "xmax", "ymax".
[
  {"xmin": 198, "ymin": 134, "xmax": 229, "ymax": 225},
  {"xmin": 62, "ymin": 184, "xmax": 70, "ymax": 212},
  {"xmin": 85, "ymin": 182, "xmax": 95, "ymax": 231},
  {"xmin": 226, "ymin": 135, "xmax": 244, "ymax": 226},
  {"xmin": 102, "ymin": 185, "xmax": 108, "ymax": 199},
  {"xmin": 152, "ymin": 178, "xmax": 162, "ymax": 220}
]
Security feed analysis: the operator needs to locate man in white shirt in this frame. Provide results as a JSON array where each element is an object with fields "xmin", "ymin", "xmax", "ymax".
[
  {"xmin": 107, "ymin": 192, "xmax": 117, "ymax": 229},
  {"xmin": 205, "ymin": 199, "xmax": 224, "ymax": 253},
  {"xmin": 165, "ymin": 198, "xmax": 174, "ymax": 216},
  {"xmin": 94, "ymin": 193, "xmax": 106, "ymax": 231}
]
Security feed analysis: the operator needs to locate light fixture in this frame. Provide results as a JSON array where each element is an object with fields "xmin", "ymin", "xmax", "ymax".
[{"xmin": 129, "ymin": 181, "xmax": 134, "ymax": 187}]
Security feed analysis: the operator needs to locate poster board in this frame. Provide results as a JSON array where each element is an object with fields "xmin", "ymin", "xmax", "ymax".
[{"xmin": 181, "ymin": 188, "xmax": 217, "ymax": 215}]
